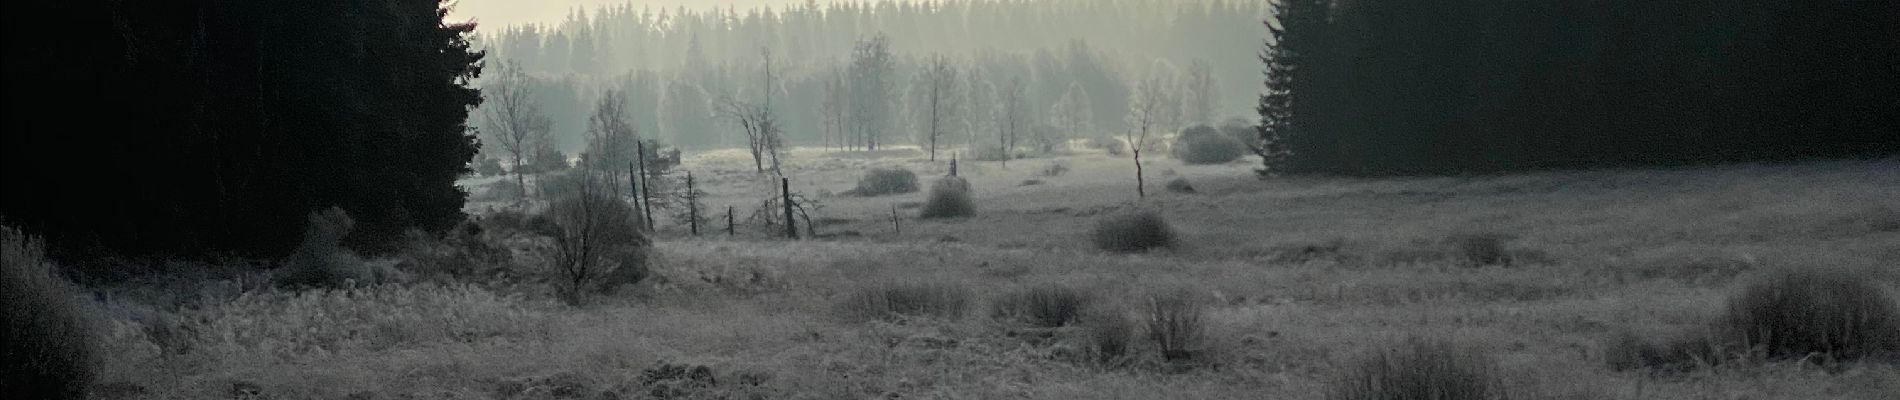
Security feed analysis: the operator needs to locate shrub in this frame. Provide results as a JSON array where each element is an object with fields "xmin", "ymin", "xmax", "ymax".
[
  {"xmin": 1143, "ymin": 289, "xmax": 1210, "ymax": 362},
  {"xmin": 2, "ymin": 226, "xmax": 98, "ymax": 400},
  {"xmin": 918, "ymin": 176, "xmax": 975, "ymax": 219},
  {"xmin": 474, "ymin": 157, "xmax": 505, "ymax": 177},
  {"xmin": 539, "ymin": 188, "xmax": 649, "ymax": 304},
  {"xmin": 850, "ymin": 168, "xmax": 920, "ymax": 196},
  {"xmin": 991, "ymin": 284, "xmax": 1092, "ymax": 327},
  {"xmin": 1165, "ymin": 177, "xmax": 1196, "ymax": 194},
  {"xmin": 1723, "ymin": 266, "xmax": 1900, "ymax": 362},
  {"xmin": 1173, "ymin": 125, "xmax": 1246, "ymax": 164},
  {"xmin": 837, "ymin": 281, "xmax": 972, "ymax": 322},
  {"xmin": 1091, "ymin": 210, "xmax": 1175, "ymax": 253},
  {"xmin": 278, "ymin": 208, "xmax": 401, "ymax": 288},
  {"xmin": 1328, "ymin": 339, "xmax": 1509, "ymax": 400}
]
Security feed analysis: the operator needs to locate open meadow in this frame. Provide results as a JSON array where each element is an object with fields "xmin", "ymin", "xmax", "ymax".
[{"xmin": 79, "ymin": 148, "xmax": 1900, "ymax": 399}]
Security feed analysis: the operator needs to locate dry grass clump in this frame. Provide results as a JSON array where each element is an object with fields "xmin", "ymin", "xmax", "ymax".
[
  {"xmin": 837, "ymin": 281, "xmax": 973, "ymax": 322},
  {"xmin": 1142, "ymin": 289, "xmax": 1210, "ymax": 362},
  {"xmin": 1090, "ymin": 210, "xmax": 1176, "ymax": 253},
  {"xmin": 918, "ymin": 176, "xmax": 975, "ymax": 219},
  {"xmin": 990, "ymin": 284, "xmax": 1092, "ymax": 328},
  {"xmin": 1079, "ymin": 309, "xmax": 1136, "ymax": 363},
  {"xmin": 1606, "ymin": 266, "xmax": 1900, "ymax": 372},
  {"xmin": 1723, "ymin": 266, "xmax": 1900, "ymax": 363},
  {"xmin": 849, "ymin": 168, "xmax": 920, "ymax": 196},
  {"xmin": 1328, "ymin": 339, "xmax": 1510, "ymax": 400},
  {"xmin": 2, "ymin": 226, "xmax": 99, "ymax": 400}
]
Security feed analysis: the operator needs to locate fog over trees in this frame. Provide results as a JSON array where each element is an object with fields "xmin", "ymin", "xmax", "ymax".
[{"xmin": 469, "ymin": 0, "xmax": 1268, "ymax": 155}]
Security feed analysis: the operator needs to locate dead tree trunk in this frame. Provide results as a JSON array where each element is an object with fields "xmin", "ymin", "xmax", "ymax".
[
  {"xmin": 727, "ymin": 205, "xmax": 735, "ymax": 236},
  {"xmin": 687, "ymin": 172, "xmax": 698, "ymax": 236},
  {"xmin": 781, "ymin": 178, "xmax": 797, "ymax": 239},
  {"xmin": 637, "ymin": 142, "xmax": 654, "ymax": 231}
]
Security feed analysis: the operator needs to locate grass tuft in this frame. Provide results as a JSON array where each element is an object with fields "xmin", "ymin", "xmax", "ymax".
[
  {"xmin": 1723, "ymin": 266, "xmax": 1900, "ymax": 363},
  {"xmin": 1142, "ymin": 289, "xmax": 1209, "ymax": 362},
  {"xmin": 990, "ymin": 284, "xmax": 1092, "ymax": 328},
  {"xmin": 2, "ymin": 226, "xmax": 99, "ymax": 400},
  {"xmin": 1328, "ymin": 338, "xmax": 1510, "ymax": 400},
  {"xmin": 837, "ymin": 281, "xmax": 973, "ymax": 322},
  {"xmin": 919, "ymin": 176, "xmax": 976, "ymax": 219},
  {"xmin": 850, "ymin": 168, "xmax": 920, "ymax": 196},
  {"xmin": 1091, "ymin": 210, "xmax": 1175, "ymax": 253}
]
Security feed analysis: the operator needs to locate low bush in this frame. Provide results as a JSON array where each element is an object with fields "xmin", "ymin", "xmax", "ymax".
[
  {"xmin": 849, "ymin": 168, "xmax": 920, "ymax": 196},
  {"xmin": 1723, "ymin": 266, "xmax": 1900, "ymax": 362},
  {"xmin": 1, "ymin": 226, "xmax": 99, "ymax": 400},
  {"xmin": 538, "ymin": 189, "xmax": 649, "ymax": 304},
  {"xmin": 991, "ymin": 284, "xmax": 1092, "ymax": 328},
  {"xmin": 1173, "ymin": 125, "xmax": 1246, "ymax": 164},
  {"xmin": 837, "ymin": 281, "xmax": 972, "ymax": 322},
  {"xmin": 1091, "ymin": 210, "xmax": 1175, "ymax": 253},
  {"xmin": 1327, "ymin": 339, "xmax": 1509, "ymax": 400},
  {"xmin": 918, "ymin": 177, "xmax": 975, "ymax": 219}
]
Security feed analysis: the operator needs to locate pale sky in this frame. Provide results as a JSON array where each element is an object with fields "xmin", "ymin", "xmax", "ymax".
[{"xmin": 449, "ymin": 0, "xmax": 846, "ymax": 29}]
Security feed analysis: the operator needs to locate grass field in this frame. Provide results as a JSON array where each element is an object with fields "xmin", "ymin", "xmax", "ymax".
[{"xmin": 87, "ymin": 147, "xmax": 1900, "ymax": 399}]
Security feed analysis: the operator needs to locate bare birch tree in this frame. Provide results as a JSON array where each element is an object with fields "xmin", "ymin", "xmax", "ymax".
[
  {"xmin": 481, "ymin": 61, "xmax": 551, "ymax": 203},
  {"xmin": 1126, "ymin": 61, "xmax": 1180, "ymax": 198}
]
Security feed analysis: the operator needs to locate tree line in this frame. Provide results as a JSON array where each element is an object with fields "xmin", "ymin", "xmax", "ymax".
[
  {"xmin": 468, "ymin": 0, "xmax": 1265, "ymax": 157},
  {"xmin": 2, "ymin": 1, "xmax": 483, "ymax": 261},
  {"xmin": 1258, "ymin": 0, "xmax": 1899, "ymax": 175}
]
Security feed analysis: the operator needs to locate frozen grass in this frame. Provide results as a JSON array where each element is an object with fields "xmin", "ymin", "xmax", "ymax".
[
  {"xmin": 88, "ymin": 156, "xmax": 1900, "ymax": 399},
  {"xmin": 2, "ymin": 226, "xmax": 98, "ymax": 400}
]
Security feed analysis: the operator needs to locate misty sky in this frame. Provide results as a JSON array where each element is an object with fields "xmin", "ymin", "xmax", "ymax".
[{"xmin": 452, "ymin": 0, "xmax": 868, "ymax": 28}]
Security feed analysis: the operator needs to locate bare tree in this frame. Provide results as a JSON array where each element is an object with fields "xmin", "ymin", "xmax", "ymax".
[
  {"xmin": 1182, "ymin": 58, "xmax": 1221, "ymax": 127},
  {"xmin": 909, "ymin": 54, "xmax": 961, "ymax": 162},
  {"xmin": 997, "ymin": 76, "xmax": 1029, "ymax": 168},
  {"xmin": 583, "ymin": 89, "xmax": 637, "ymax": 195},
  {"xmin": 710, "ymin": 48, "xmax": 784, "ymax": 175},
  {"xmin": 481, "ymin": 61, "xmax": 552, "ymax": 203},
  {"xmin": 1127, "ymin": 61, "xmax": 1180, "ymax": 198}
]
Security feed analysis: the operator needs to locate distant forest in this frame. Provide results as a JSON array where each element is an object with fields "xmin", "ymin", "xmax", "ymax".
[
  {"xmin": 468, "ymin": 0, "xmax": 1267, "ymax": 152},
  {"xmin": 1258, "ymin": 0, "xmax": 1899, "ymax": 174}
]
